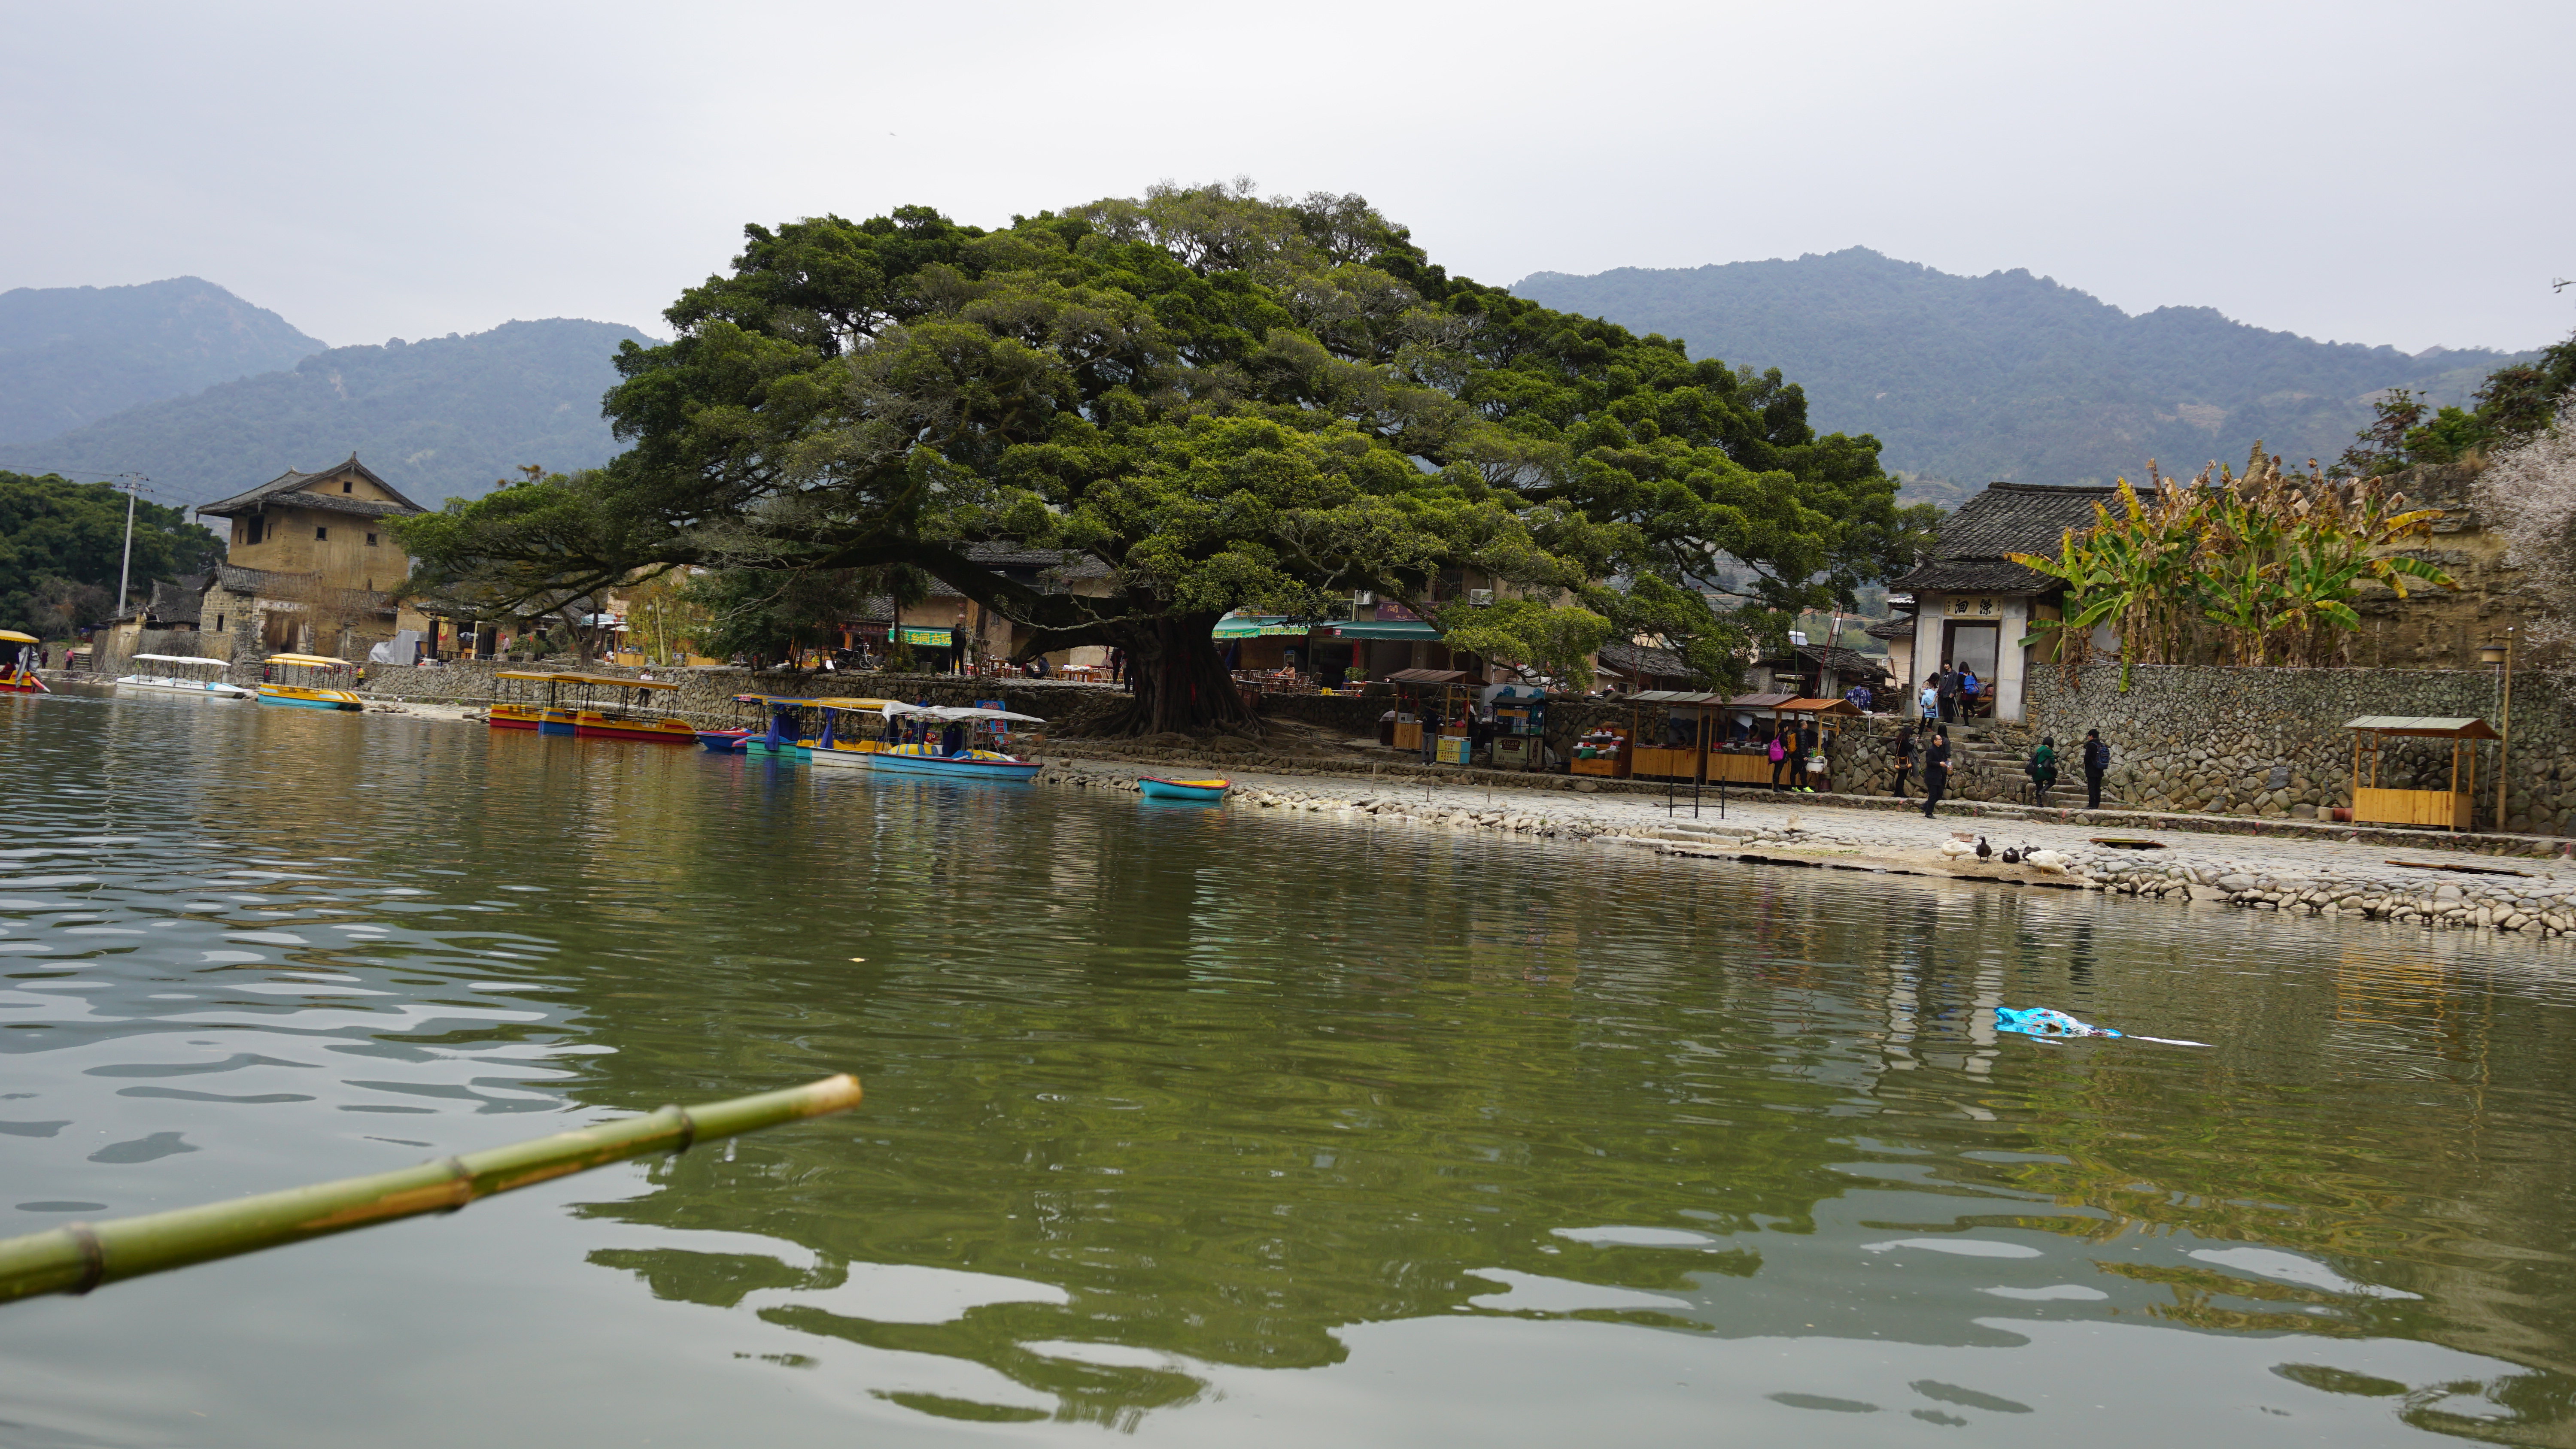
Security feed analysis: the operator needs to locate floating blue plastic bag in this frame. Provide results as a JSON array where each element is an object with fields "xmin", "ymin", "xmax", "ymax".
[
  {"xmin": 1996, "ymin": 1007, "xmax": 2207, "ymax": 1046},
  {"xmin": 1996, "ymin": 1007, "xmax": 2122, "ymax": 1039}
]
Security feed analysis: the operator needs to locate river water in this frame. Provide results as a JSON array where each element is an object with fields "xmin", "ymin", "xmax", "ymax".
[{"xmin": 0, "ymin": 692, "xmax": 2571, "ymax": 1446}]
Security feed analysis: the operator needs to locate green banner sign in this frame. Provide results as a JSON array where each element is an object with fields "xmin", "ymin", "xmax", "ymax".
[{"xmin": 896, "ymin": 626, "xmax": 954, "ymax": 646}]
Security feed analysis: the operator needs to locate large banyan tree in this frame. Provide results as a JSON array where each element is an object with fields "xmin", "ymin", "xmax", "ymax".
[{"xmin": 396, "ymin": 184, "xmax": 1908, "ymax": 732}]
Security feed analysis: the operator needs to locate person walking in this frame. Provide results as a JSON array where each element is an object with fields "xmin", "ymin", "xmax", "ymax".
[
  {"xmin": 1920, "ymin": 728, "xmax": 1950, "ymax": 817},
  {"xmin": 1892, "ymin": 724, "xmax": 1916, "ymax": 799},
  {"xmin": 1936, "ymin": 663, "xmax": 1960, "ymax": 723},
  {"xmin": 2081, "ymin": 729, "xmax": 2111, "ymax": 809},
  {"xmin": 1767, "ymin": 729, "xmax": 1790, "ymax": 791},
  {"xmin": 2029, "ymin": 735, "xmax": 2058, "ymax": 806}
]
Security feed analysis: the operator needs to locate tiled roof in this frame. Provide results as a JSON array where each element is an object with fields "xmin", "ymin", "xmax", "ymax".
[
  {"xmin": 210, "ymin": 564, "xmax": 393, "ymax": 614},
  {"xmin": 147, "ymin": 573, "xmax": 207, "ymax": 624},
  {"xmin": 1888, "ymin": 482, "xmax": 2117, "ymax": 595},
  {"xmin": 1863, "ymin": 615, "xmax": 1912, "ymax": 641},
  {"xmin": 195, "ymin": 456, "xmax": 426, "ymax": 519},
  {"xmin": 1601, "ymin": 640, "xmax": 1694, "ymax": 680}
]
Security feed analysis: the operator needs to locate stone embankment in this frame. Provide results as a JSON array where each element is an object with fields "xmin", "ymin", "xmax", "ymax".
[{"xmin": 1029, "ymin": 758, "xmax": 2576, "ymax": 943}]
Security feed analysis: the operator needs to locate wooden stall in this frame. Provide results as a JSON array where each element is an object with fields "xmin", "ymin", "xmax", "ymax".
[
  {"xmin": 1388, "ymin": 668, "xmax": 1472, "ymax": 757},
  {"xmin": 2348, "ymin": 715, "xmax": 2497, "ymax": 831},
  {"xmin": 1622, "ymin": 690, "xmax": 1734, "ymax": 782}
]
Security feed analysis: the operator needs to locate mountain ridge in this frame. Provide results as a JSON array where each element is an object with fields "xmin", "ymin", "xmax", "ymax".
[
  {"xmin": 0, "ymin": 318, "xmax": 653, "ymax": 511},
  {"xmin": 1513, "ymin": 248, "xmax": 2524, "ymax": 500},
  {"xmin": 0, "ymin": 277, "xmax": 324, "ymax": 443}
]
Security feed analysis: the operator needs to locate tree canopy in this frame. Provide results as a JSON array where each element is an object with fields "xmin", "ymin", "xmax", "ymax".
[
  {"xmin": 2339, "ymin": 327, "xmax": 2576, "ymax": 476},
  {"xmin": 396, "ymin": 184, "xmax": 1905, "ymax": 730},
  {"xmin": 0, "ymin": 470, "xmax": 223, "ymax": 638}
]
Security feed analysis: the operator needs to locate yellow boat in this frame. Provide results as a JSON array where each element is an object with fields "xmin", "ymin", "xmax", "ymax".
[
  {"xmin": 0, "ymin": 630, "xmax": 47, "ymax": 694},
  {"xmin": 486, "ymin": 670, "xmax": 560, "ymax": 731},
  {"xmin": 256, "ymin": 654, "xmax": 363, "ymax": 711},
  {"xmin": 556, "ymin": 673, "xmax": 693, "ymax": 743},
  {"xmin": 805, "ymin": 697, "xmax": 901, "ymax": 767}
]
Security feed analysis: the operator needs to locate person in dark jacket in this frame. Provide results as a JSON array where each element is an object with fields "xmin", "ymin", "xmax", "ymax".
[
  {"xmin": 2029, "ymin": 736, "xmax": 2058, "ymax": 805},
  {"xmin": 1920, "ymin": 728, "xmax": 1950, "ymax": 817},
  {"xmin": 1892, "ymin": 724, "xmax": 1916, "ymax": 799},
  {"xmin": 1936, "ymin": 664, "xmax": 1960, "ymax": 723},
  {"xmin": 2082, "ymin": 729, "xmax": 2111, "ymax": 809}
]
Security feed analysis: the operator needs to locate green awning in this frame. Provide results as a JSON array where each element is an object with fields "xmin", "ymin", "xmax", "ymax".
[
  {"xmin": 896, "ymin": 626, "xmax": 954, "ymax": 646},
  {"xmin": 1326, "ymin": 621, "xmax": 1443, "ymax": 640},
  {"xmin": 1212, "ymin": 616, "xmax": 1316, "ymax": 639}
]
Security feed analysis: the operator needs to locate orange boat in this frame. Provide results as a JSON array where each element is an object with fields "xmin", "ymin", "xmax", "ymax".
[{"xmin": 486, "ymin": 670, "xmax": 559, "ymax": 731}]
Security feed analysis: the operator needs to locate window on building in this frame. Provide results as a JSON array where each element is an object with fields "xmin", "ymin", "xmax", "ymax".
[
  {"xmin": 365, "ymin": 532, "xmax": 377, "ymax": 546},
  {"xmin": 342, "ymin": 480, "xmax": 353, "ymax": 494},
  {"xmin": 216, "ymin": 614, "xmax": 225, "ymax": 633},
  {"xmin": 315, "ymin": 526, "xmax": 329, "ymax": 541},
  {"xmin": 245, "ymin": 516, "xmax": 264, "ymax": 545}
]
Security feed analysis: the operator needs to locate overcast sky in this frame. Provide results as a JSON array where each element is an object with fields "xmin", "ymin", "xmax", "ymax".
[{"xmin": 4, "ymin": 0, "xmax": 2568, "ymax": 356}]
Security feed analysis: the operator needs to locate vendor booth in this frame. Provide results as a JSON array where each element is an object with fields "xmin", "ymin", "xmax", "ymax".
[
  {"xmin": 2347, "ymin": 715, "xmax": 2498, "ymax": 831},
  {"xmin": 1622, "ymin": 690, "xmax": 1733, "ymax": 781},
  {"xmin": 1483, "ymin": 683, "xmax": 1551, "ymax": 771},
  {"xmin": 1388, "ymin": 669, "xmax": 1473, "ymax": 761},
  {"xmin": 1699, "ymin": 694, "xmax": 1859, "ymax": 788}
]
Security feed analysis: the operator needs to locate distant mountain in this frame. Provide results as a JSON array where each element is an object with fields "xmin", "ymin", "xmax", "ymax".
[
  {"xmin": 0, "ymin": 277, "xmax": 324, "ymax": 444},
  {"xmin": 1, "ymin": 318, "xmax": 654, "ymax": 510},
  {"xmin": 1513, "ymin": 249, "xmax": 2523, "ymax": 500}
]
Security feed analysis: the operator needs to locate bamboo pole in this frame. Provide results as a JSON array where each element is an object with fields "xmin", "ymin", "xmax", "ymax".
[{"xmin": 0, "ymin": 1074, "xmax": 861, "ymax": 1305}]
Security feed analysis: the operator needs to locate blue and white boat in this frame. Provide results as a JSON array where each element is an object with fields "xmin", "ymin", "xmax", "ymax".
[
  {"xmin": 114, "ymin": 654, "xmax": 254, "ymax": 700},
  {"xmin": 866, "ymin": 704, "xmax": 1044, "ymax": 782}
]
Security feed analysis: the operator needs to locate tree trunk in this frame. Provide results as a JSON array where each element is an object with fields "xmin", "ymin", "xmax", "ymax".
[
  {"xmin": 555, "ymin": 603, "xmax": 596, "ymax": 667},
  {"xmin": 1103, "ymin": 614, "xmax": 1252, "ymax": 735}
]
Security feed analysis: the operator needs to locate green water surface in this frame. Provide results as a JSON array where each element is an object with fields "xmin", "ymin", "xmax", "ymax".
[{"xmin": 0, "ymin": 692, "xmax": 2570, "ymax": 1446}]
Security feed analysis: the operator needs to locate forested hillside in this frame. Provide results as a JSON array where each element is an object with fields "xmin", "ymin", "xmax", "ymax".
[
  {"xmin": 0, "ymin": 278, "xmax": 322, "ymax": 444},
  {"xmin": 1515, "ymin": 249, "xmax": 2521, "ymax": 500},
  {"xmin": 0, "ymin": 471, "xmax": 223, "ymax": 638},
  {"xmin": 1, "ymin": 319, "xmax": 652, "ymax": 509}
]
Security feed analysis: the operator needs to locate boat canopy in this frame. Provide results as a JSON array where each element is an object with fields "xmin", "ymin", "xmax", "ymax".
[
  {"xmin": 810, "ymin": 697, "xmax": 900, "ymax": 711},
  {"xmin": 267, "ymin": 654, "xmax": 354, "ymax": 668},
  {"xmin": 912, "ymin": 704, "xmax": 1047, "ymax": 724},
  {"xmin": 493, "ymin": 670, "xmax": 560, "ymax": 682},
  {"xmin": 734, "ymin": 692, "xmax": 821, "ymax": 707},
  {"xmin": 0, "ymin": 630, "xmax": 39, "ymax": 644},
  {"xmin": 556, "ymin": 673, "xmax": 678, "ymax": 691},
  {"xmin": 130, "ymin": 654, "xmax": 226, "ymax": 668}
]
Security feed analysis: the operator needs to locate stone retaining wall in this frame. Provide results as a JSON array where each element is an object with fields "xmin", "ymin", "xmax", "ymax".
[
  {"xmin": 2025, "ymin": 663, "xmax": 2566, "ymax": 834},
  {"xmin": 352, "ymin": 661, "xmax": 1121, "ymax": 727}
]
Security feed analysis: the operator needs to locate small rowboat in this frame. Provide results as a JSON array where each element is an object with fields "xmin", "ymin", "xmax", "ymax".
[
  {"xmin": 1139, "ymin": 776, "xmax": 1230, "ymax": 802},
  {"xmin": 696, "ymin": 728, "xmax": 750, "ymax": 753}
]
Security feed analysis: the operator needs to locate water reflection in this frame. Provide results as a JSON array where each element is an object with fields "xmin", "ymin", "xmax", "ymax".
[{"xmin": 0, "ymin": 691, "xmax": 2570, "ymax": 1444}]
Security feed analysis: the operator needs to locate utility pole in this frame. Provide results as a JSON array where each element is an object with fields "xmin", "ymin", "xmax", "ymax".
[{"xmin": 113, "ymin": 475, "xmax": 144, "ymax": 626}]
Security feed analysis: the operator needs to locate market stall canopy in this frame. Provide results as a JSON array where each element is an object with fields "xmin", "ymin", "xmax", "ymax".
[
  {"xmin": 0, "ymin": 630, "xmax": 41, "ymax": 644},
  {"xmin": 1625, "ymin": 690, "xmax": 1732, "ymax": 707},
  {"xmin": 1324, "ymin": 621, "xmax": 1443, "ymax": 640},
  {"xmin": 1211, "ymin": 615, "xmax": 1318, "ymax": 639},
  {"xmin": 1780, "ymin": 697, "xmax": 1862, "ymax": 715},
  {"xmin": 1388, "ymin": 668, "xmax": 1470, "ymax": 684},
  {"xmin": 2346, "ymin": 715, "xmax": 2500, "ymax": 740},
  {"xmin": 1722, "ymin": 692, "xmax": 1800, "ymax": 710}
]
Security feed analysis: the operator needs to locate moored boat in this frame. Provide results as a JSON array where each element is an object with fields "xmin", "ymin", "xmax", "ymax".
[
  {"xmin": 560, "ymin": 674, "xmax": 693, "ymax": 742},
  {"xmin": 0, "ymin": 630, "xmax": 49, "ymax": 694},
  {"xmin": 487, "ymin": 670, "xmax": 559, "ymax": 730},
  {"xmin": 732, "ymin": 694, "xmax": 815, "ymax": 761},
  {"xmin": 1139, "ymin": 776, "xmax": 1231, "ymax": 802},
  {"xmin": 866, "ymin": 704, "xmax": 1045, "ymax": 782},
  {"xmin": 805, "ymin": 697, "xmax": 900, "ymax": 768},
  {"xmin": 112, "ymin": 654, "xmax": 252, "ymax": 700},
  {"xmin": 696, "ymin": 728, "xmax": 751, "ymax": 752},
  {"xmin": 256, "ymin": 655, "xmax": 363, "ymax": 710}
]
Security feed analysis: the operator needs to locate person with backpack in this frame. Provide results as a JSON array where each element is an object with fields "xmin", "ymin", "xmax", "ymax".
[
  {"xmin": 1768, "ymin": 727, "xmax": 1790, "ymax": 791},
  {"xmin": 2028, "ymin": 736, "xmax": 2058, "ymax": 805},
  {"xmin": 2082, "ymin": 729, "xmax": 2111, "ymax": 809},
  {"xmin": 1920, "ymin": 728, "xmax": 1950, "ymax": 817}
]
